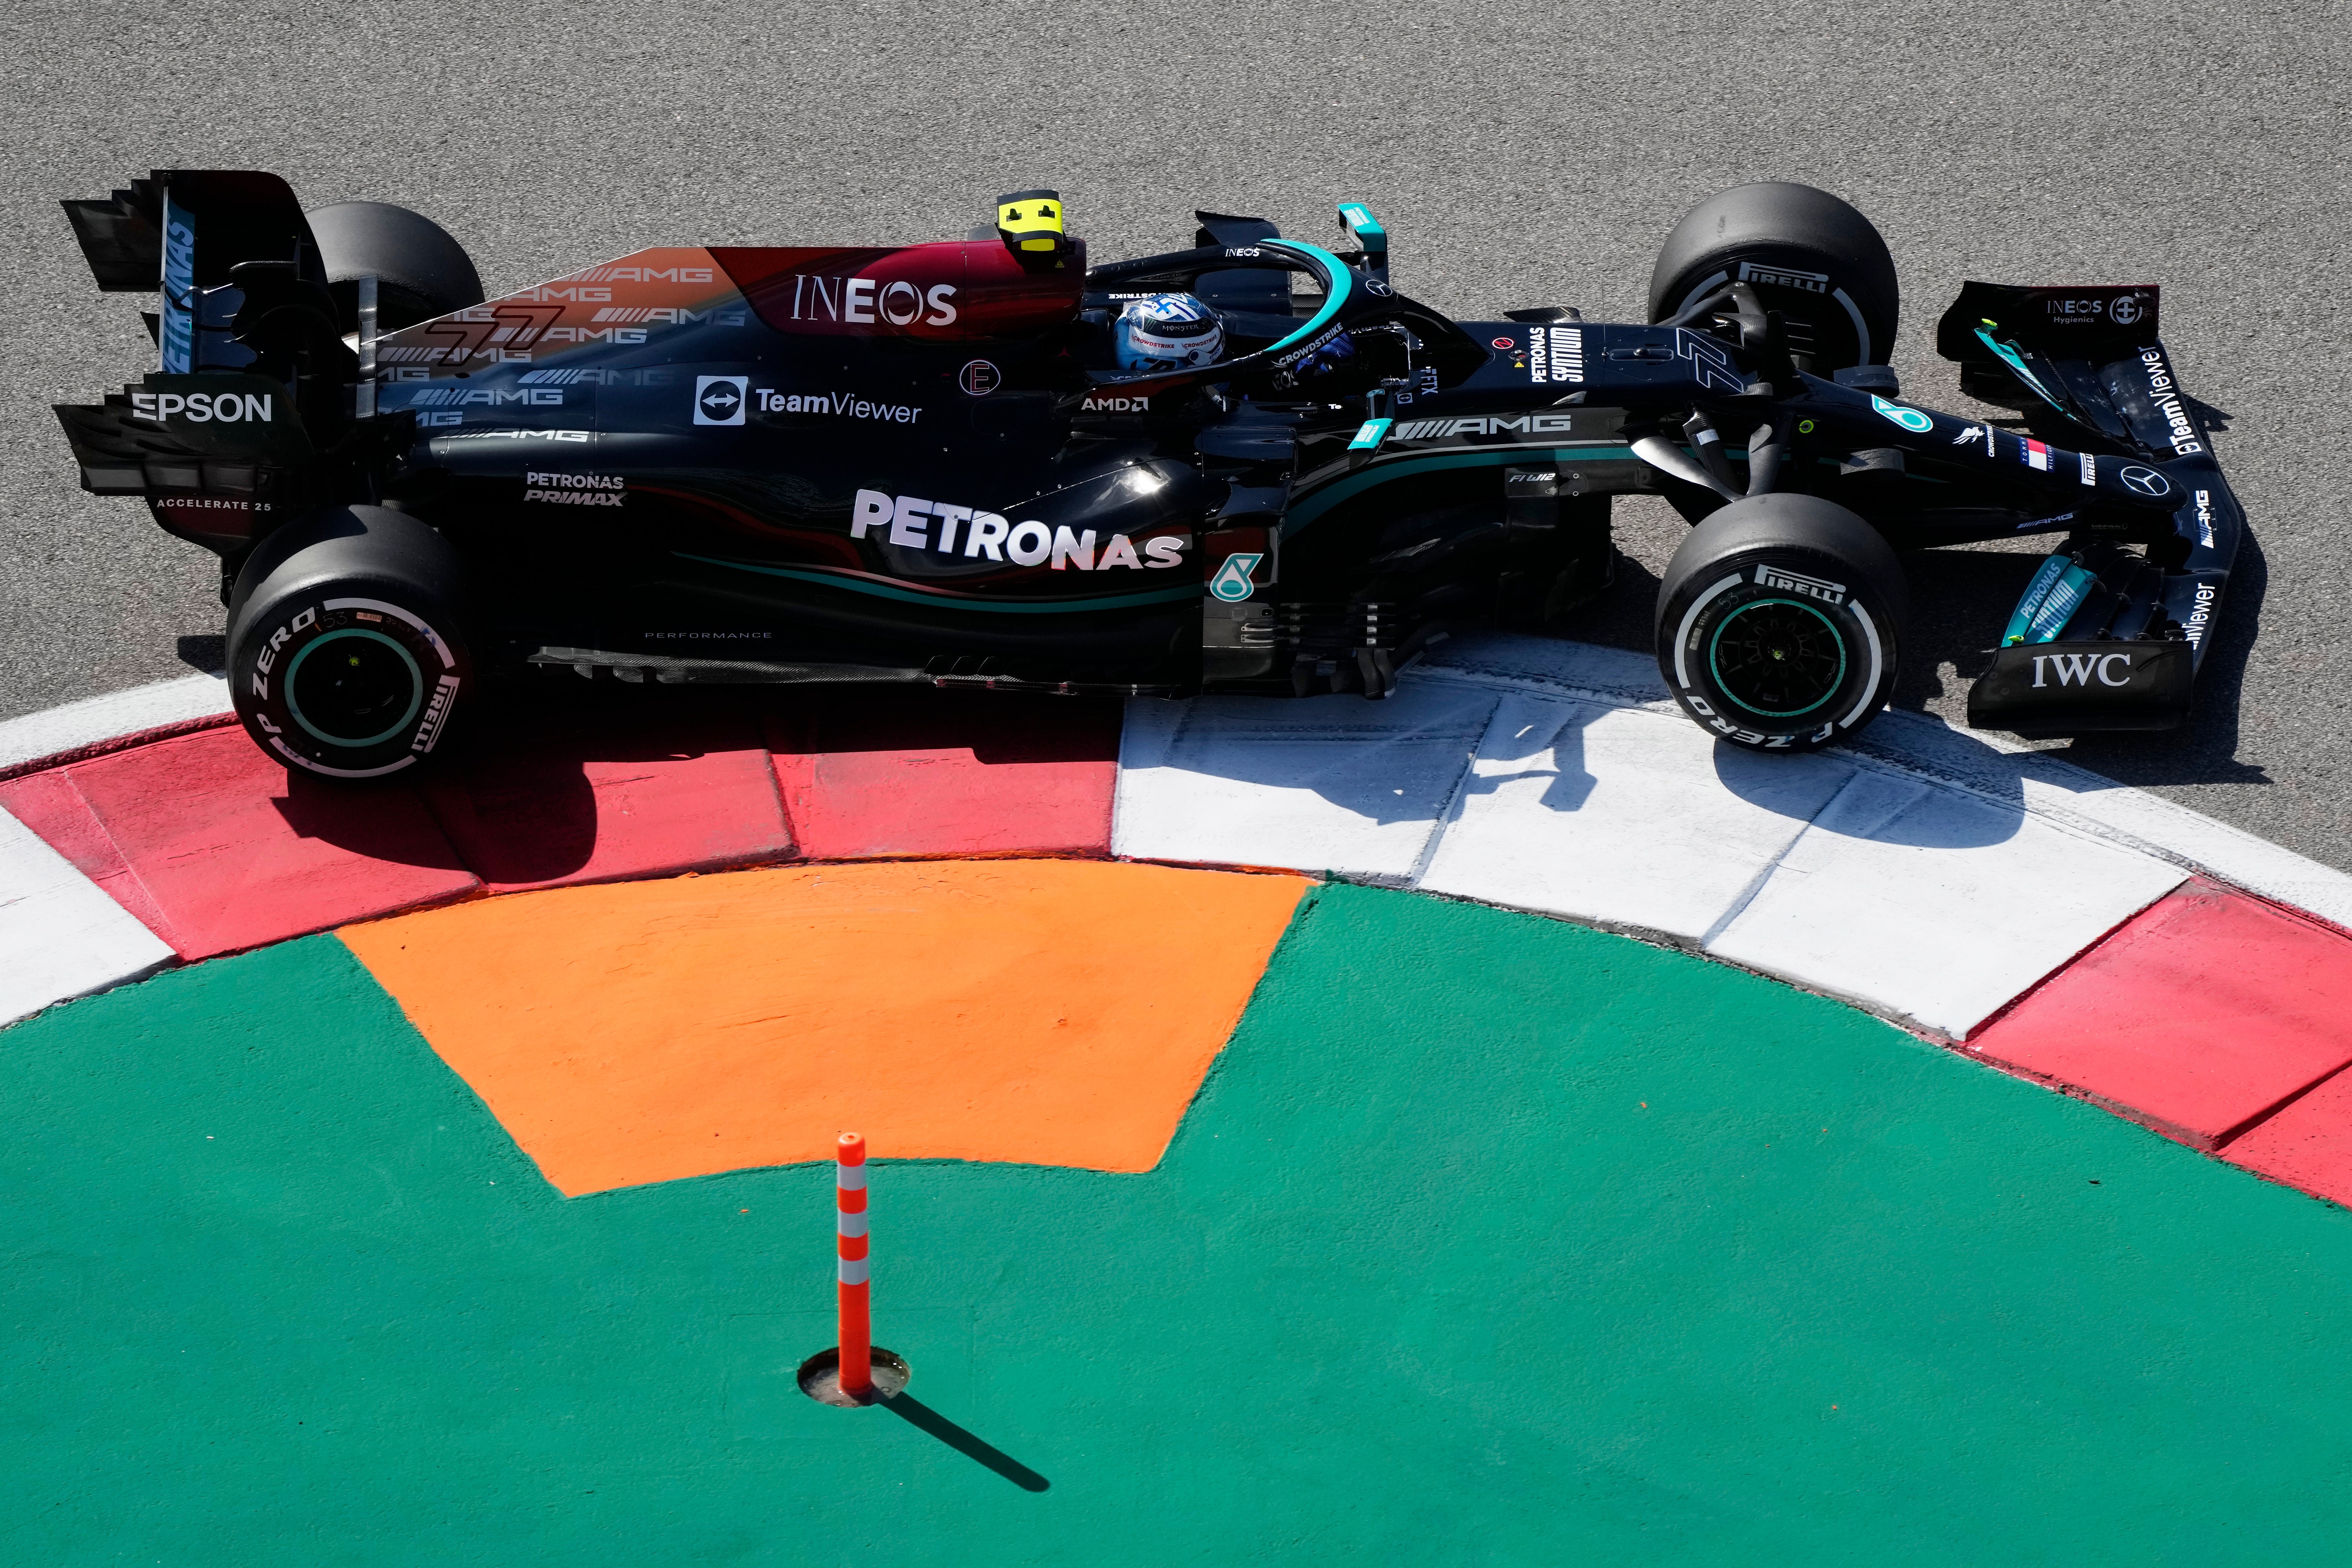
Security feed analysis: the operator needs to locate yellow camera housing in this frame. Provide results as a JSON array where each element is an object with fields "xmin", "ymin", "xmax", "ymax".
[{"xmin": 995, "ymin": 189, "xmax": 1070, "ymax": 263}]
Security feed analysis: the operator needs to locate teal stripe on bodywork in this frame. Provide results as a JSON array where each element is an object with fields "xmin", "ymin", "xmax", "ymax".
[
  {"xmin": 1262, "ymin": 241, "xmax": 1354, "ymax": 355},
  {"xmin": 1281, "ymin": 445, "xmax": 1643, "ymax": 537},
  {"xmin": 672, "ymin": 553, "xmax": 1201, "ymax": 613}
]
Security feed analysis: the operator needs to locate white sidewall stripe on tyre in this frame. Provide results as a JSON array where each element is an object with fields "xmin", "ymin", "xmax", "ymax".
[
  {"xmin": 267, "ymin": 735, "xmax": 418, "ymax": 779},
  {"xmin": 1836, "ymin": 599, "xmax": 1884, "ymax": 732},
  {"xmin": 1672, "ymin": 574, "xmax": 1744, "ymax": 692},
  {"xmin": 323, "ymin": 597, "xmax": 456, "ymax": 669}
]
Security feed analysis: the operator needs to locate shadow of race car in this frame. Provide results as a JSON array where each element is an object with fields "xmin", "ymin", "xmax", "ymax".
[{"xmin": 55, "ymin": 171, "xmax": 2241, "ymax": 778}]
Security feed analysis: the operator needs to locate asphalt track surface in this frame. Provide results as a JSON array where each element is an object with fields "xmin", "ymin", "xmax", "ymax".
[{"xmin": 4, "ymin": 0, "xmax": 2347, "ymax": 866}]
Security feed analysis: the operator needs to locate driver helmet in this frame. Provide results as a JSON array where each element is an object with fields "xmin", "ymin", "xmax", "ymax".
[{"xmin": 1115, "ymin": 293, "xmax": 1224, "ymax": 373}]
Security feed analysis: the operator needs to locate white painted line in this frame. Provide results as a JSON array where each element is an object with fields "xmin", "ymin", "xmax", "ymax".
[
  {"xmin": 0, "ymin": 804, "xmax": 174, "ymax": 1027},
  {"xmin": 1701, "ymin": 768, "xmax": 2186, "ymax": 1039},
  {"xmin": 1418, "ymin": 694, "xmax": 1859, "ymax": 942},
  {"xmin": 1114, "ymin": 682, "xmax": 1499, "ymax": 882},
  {"xmin": 0, "ymin": 672, "xmax": 232, "ymax": 775}
]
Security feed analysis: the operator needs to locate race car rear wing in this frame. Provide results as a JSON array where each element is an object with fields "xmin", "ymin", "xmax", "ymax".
[
  {"xmin": 61, "ymin": 175, "xmax": 169, "ymax": 291},
  {"xmin": 62, "ymin": 170, "xmax": 329, "ymax": 371},
  {"xmin": 56, "ymin": 171, "xmax": 354, "ymax": 556}
]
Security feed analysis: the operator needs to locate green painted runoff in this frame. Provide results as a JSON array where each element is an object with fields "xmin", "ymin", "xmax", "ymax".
[{"xmin": 5, "ymin": 887, "xmax": 2351, "ymax": 1565}]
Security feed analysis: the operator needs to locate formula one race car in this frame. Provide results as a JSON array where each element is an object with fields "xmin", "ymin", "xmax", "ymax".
[{"xmin": 55, "ymin": 171, "xmax": 2241, "ymax": 778}]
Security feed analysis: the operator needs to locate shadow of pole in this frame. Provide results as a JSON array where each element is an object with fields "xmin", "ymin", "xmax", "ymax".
[{"xmin": 883, "ymin": 1392, "xmax": 1051, "ymax": 1492}]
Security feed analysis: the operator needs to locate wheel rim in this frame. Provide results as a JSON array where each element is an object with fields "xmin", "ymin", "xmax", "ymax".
[
  {"xmin": 1707, "ymin": 597, "xmax": 1848, "ymax": 719},
  {"xmin": 285, "ymin": 628, "xmax": 425, "ymax": 747}
]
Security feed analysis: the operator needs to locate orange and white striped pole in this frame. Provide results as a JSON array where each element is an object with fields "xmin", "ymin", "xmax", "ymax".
[{"xmin": 836, "ymin": 1132, "xmax": 871, "ymax": 1396}]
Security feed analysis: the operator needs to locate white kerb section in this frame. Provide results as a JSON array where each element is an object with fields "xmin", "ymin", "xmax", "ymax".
[
  {"xmin": 1700, "ymin": 768, "xmax": 2185, "ymax": 1037},
  {"xmin": 1420, "ymin": 692, "xmax": 1857, "ymax": 941},
  {"xmin": 1115, "ymin": 633, "xmax": 2217, "ymax": 1040},
  {"xmin": 0, "ymin": 804, "xmax": 174, "ymax": 1026},
  {"xmin": 1115, "ymin": 681, "xmax": 1500, "ymax": 882},
  {"xmin": 0, "ymin": 672, "xmax": 232, "ymax": 774}
]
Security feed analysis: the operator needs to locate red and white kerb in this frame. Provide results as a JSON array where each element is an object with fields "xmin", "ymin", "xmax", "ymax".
[{"xmin": 836, "ymin": 1132, "xmax": 871, "ymax": 1394}]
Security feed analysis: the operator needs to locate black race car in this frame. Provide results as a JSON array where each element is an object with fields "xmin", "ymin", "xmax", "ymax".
[{"xmin": 55, "ymin": 170, "xmax": 2240, "ymax": 778}]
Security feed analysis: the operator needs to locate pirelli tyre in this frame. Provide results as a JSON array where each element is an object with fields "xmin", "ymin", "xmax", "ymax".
[
  {"xmin": 1654, "ymin": 494, "xmax": 1905, "ymax": 752},
  {"xmin": 225, "ymin": 505, "xmax": 471, "ymax": 779},
  {"xmin": 1647, "ymin": 182, "xmax": 1899, "ymax": 374}
]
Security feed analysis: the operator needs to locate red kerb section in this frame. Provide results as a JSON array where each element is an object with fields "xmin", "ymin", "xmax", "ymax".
[
  {"xmin": 1969, "ymin": 880, "xmax": 2352, "ymax": 1150},
  {"xmin": 4, "ymin": 691, "xmax": 1118, "ymax": 958},
  {"xmin": 2224, "ymin": 1068, "xmax": 2352, "ymax": 1208},
  {"xmin": 26, "ymin": 727, "xmax": 479, "ymax": 961},
  {"xmin": 767, "ymin": 687, "xmax": 1119, "ymax": 860},
  {"xmin": 421, "ymin": 714, "xmax": 792, "ymax": 893},
  {"xmin": 0, "ymin": 767, "xmax": 180, "ymax": 946}
]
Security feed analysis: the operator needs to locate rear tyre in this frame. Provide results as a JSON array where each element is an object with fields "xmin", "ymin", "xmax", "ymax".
[
  {"xmin": 1653, "ymin": 494, "xmax": 1905, "ymax": 752},
  {"xmin": 1647, "ymin": 183, "xmax": 1898, "ymax": 372},
  {"xmin": 306, "ymin": 200, "xmax": 485, "ymax": 332},
  {"xmin": 226, "ymin": 506, "xmax": 472, "ymax": 779}
]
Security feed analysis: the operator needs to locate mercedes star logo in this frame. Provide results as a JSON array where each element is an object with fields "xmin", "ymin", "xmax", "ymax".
[{"xmin": 2119, "ymin": 465, "xmax": 2171, "ymax": 498}]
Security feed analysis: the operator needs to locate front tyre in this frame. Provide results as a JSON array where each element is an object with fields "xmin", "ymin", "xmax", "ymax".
[
  {"xmin": 1653, "ymin": 494, "xmax": 1905, "ymax": 752},
  {"xmin": 1647, "ymin": 182, "xmax": 1898, "ymax": 373},
  {"xmin": 226, "ymin": 506, "xmax": 471, "ymax": 778}
]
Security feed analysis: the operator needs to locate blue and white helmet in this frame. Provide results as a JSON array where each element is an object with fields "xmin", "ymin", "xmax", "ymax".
[{"xmin": 1114, "ymin": 293, "xmax": 1225, "ymax": 373}]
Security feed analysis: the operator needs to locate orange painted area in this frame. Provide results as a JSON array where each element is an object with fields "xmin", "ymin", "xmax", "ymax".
[{"xmin": 338, "ymin": 859, "xmax": 1311, "ymax": 1195}]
